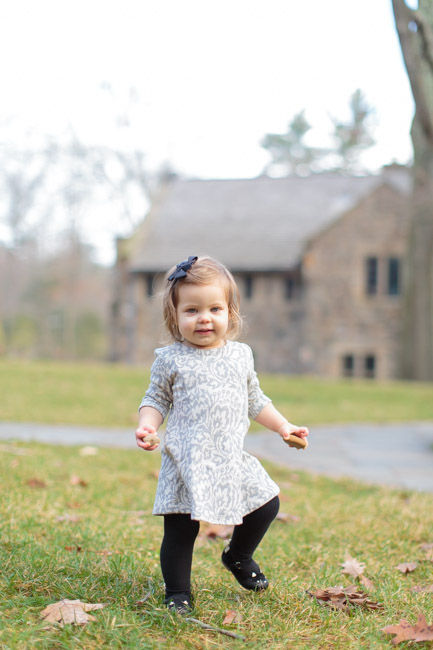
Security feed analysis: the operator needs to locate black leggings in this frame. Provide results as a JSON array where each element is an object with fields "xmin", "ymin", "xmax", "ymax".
[{"xmin": 160, "ymin": 495, "xmax": 280, "ymax": 596}]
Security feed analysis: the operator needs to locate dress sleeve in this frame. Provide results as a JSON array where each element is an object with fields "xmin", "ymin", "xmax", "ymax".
[
  {"xmin": 139, "ymin": 350, "xmax": 173, "ymax": 421},
  {"xmin": 246, "ymin": 346, "xmax": 271, "ymax": 419}
]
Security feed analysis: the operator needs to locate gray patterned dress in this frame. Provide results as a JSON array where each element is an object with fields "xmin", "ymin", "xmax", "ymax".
[{"xmin": 140, "ymin": 340, "xmax": 280, "ymax": 525}]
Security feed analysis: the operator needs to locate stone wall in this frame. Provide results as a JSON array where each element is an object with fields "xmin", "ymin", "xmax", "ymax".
[{"xmin": 301, "ymin": 185, "xmax": 410, "ymax": 379}]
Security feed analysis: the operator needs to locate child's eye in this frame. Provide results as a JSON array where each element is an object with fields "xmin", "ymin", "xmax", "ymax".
[
  {"xmin": 187, "ymin": 308, "xmax": 197, "ymax": 313},
  {"xmin": 211, "ymin": 307, "xmax": 222, "ymax": 312}
]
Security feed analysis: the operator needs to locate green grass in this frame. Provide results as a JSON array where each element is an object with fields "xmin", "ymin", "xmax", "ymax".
[
  {"xmin": 1, "ymin": 442, "xmax": 433, "ymax": 649},
  {"xmin": 1, "ymin": 359, "xmax": 433, "ymax": 428}
]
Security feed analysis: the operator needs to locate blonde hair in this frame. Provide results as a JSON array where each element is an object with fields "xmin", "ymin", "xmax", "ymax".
[{"xmin": 162, "ymin": 256, "xmax": 242, "ymax": 342}]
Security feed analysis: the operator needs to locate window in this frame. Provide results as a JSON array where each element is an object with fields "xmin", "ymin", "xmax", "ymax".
[
  {"xmin": 364, "ymin": 355, "xmax": 376, "ymax": 379},
  {"xmin": 388, "ymin": 258, "xmax": 400, "ymax": 295},
  {"xmin": 285, "ymin": 277, "xmax": 295, "ymax": 300},
  {"xmin": 342, "ymin": 354, "xmax": 355, "ymax": 378},
  {"xmin": 146, "ymin": 274, "xmax": 155, "ymax": 298},
  {"xmin": 245, "ymin": 274, "xmax": 253, "ymax": 300},
  {"xmin": 365, "ymin": 257, "xmax": 378, "ymax": 295}
]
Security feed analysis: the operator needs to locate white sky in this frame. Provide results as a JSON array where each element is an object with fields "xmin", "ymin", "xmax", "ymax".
[{"xmin": 0, "ymin": 0, "xmax": 415, "ymax": 262}]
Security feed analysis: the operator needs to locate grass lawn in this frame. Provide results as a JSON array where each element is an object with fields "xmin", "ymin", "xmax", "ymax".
[
  {"xmin": 1, "ymin": 441, "xmax": 433, "ymax": 649},
  {"xmin": 1, "ymin": 359, "xmax": 433, "ymax": 428}
]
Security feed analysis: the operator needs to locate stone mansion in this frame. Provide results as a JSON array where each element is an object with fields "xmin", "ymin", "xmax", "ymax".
[{"xmin": 110, "ymin": 166, "xmax": 411, "ymax": 380}]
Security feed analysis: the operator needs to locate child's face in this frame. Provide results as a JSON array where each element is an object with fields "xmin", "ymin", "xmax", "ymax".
[{"xmin": 176, "ymin": 281, "xmax": 229, "ymax": 349}]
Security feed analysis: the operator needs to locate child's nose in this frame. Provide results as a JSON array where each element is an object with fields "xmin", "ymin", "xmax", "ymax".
[{"xmin": 198, "ymin": 311, "xmax": 211, "ymax": 322}]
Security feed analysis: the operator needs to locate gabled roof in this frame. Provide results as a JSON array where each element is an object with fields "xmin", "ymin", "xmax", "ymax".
[{"xmin": 128, "ymin": 168, "xmax": 410, "ymax": 273}]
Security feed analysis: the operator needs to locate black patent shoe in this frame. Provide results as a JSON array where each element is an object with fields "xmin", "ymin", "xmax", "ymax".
[
  {"xmin": 164, "ymin": 592, "xmax": 193, "ymax": 615},
  {"xmin": 221, "ymin": 545, "xmax": 269, "ymax": 591}
]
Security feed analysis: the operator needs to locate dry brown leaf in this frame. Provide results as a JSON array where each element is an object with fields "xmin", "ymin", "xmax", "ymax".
[
  {"xmin": 199, "ymin": 524, "xmax": 234, "ymax": 541},
  {"xmin": 276, "ymin": 512, "xmax": 300, "ymax": 524},
  {"xmin": 26, "ymin": 477, "xmax": 46, "ymax": 488},
  {"xmin": 69, "ymin": 475, "xmax": 88, "ymax": 487},
  {"xmin": 222, "ymin": 610, "xmax": 242, "ymax": 625},
  {"xmin": 307, "ymin": 585, "xmax": 383, "ymax": 612},
  {"xmin": 341, "ymin": 556, "xmax": 365, "ymax": 578},
  {"xmin": 40, "ymin": 599, "xmax": 106, "ymax": 627},
  {"xmin": 66, "ymin": 501, "xmax": 82, "ymax": 509},
  {"xmin": 412, "ymin": 585, "xmax": 433, "ymax": 593},
  {"xmin": 396, "ymin": 562, "xmax": 418, "ymax": 574},
  {"xmin": 359, "ymin": 574, "xmax": 376, "ymax": 591},
  {"xmin": 383, "ymin": 614, "xmax": 433, "ymax": 645},
  {"xmin": 64, "ymin": 545, "xmax": 82, "ymax": 553}
]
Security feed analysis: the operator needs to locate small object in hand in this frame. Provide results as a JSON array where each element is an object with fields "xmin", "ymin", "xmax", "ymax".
[
  {"xmin": 142, "ymin": 434, "xmax": 160, "ymax": 447},
  {"xmin": 284, "ymin": 434, "xmax": 308, "ymax": 450}
]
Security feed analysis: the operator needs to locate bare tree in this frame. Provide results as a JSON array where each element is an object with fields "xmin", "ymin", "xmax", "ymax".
[
  {"xmin": 392, "ymin": 0, "xmax": 433, "ymax": 380},
  {"xmin": 0, "ymin": 105, "xmax": 154, "ymax": 360}
]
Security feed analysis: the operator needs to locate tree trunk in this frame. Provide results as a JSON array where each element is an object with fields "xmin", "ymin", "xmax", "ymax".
[{"xmin": 392, "ymin": 0, "xmax": 433, "ymax": 380}]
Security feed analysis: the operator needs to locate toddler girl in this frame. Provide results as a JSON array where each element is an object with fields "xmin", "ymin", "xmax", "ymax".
[{"xmin": 135, "ymin": 255, "xmax": 309, "ymax": 613}]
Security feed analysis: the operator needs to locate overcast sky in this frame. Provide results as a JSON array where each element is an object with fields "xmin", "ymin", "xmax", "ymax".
[{"xmin": 0, "ymin": 0, "xmax": 415, "ymax": 262}]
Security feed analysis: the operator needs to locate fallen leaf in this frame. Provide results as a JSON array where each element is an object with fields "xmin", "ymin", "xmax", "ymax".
[
  {"xmin": 307, "ymin": 585, "xmax": 383, "ymax": 612},
  {"xmin": 199, "ymin": 523, "xmax": 234, "ymax": 541},
  {"xmin": 79, "ymin": 446, "xmax": 98, "ymax": 456},
  {"xmin": 66, "ymin": 501, "xmax": 82, "ymax": 509},
  {"xmin": 26, "ymin": 477, "xmax": 46, "ymax": 488},
  {"xmin": 396, "ymin": 562, "xmax": 418, "ymax": 574},
  {"xmin": 276, "ymin": 512, "xmax": 300, "ymax": 524},
  {"xmin": 412, "ymin": 585, "xmax": 433, "ymax": 593},
  {"xmin": 383, "ymin": 619, "xmax": 419, "ymax": 645},
  {"xmin": 383, "ymin": 614, "xmax": 433, "ymax": 645},
  {"xmin": 359, "ymin": 575, "xmax": 376, "ymax": 591},
  {"xmin": 64, "ymin": 545, "xmax": 82, "ymax": 553},
  {"xmin": 40, "ymin": 599, "xmax": 105, "ymax": 627},
  {"xmin": 69, "ymin": 475, "xmax": 88, "ymax": 487},
  {"xmin": 341, "ymin": 556, "xmax": 366, "ymax": 578},
  {"xmin": 419, "ymin": 543, "xmax": 433, "ymax": 551},
  {"xmin": 222, "ymin": 610, "xmax": 242, "ymax": 625}
]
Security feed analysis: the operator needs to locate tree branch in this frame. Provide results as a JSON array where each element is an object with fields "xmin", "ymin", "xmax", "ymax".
[{"xmin": 392, "ymin": 0, "xmax": 433, "ymax": 144}]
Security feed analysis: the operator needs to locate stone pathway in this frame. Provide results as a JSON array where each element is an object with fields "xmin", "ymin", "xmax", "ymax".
[{"xmin": 1, "ymin": 421, "xmax": 432, "ymax": 492}]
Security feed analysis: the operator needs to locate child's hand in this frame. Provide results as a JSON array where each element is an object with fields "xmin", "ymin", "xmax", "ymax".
[
  {"xmin": 277, "ymin": 422, "xmax": 309, "ymax": 446},
  {"xmin": 135, "ymin": 424, "xmax": 160, "ymax": 451}
]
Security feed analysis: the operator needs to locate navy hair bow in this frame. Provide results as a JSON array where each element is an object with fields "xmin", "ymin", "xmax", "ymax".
[{"xmin": 168, "ymin": 256, "xmax": 198, "ymax": 282}]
